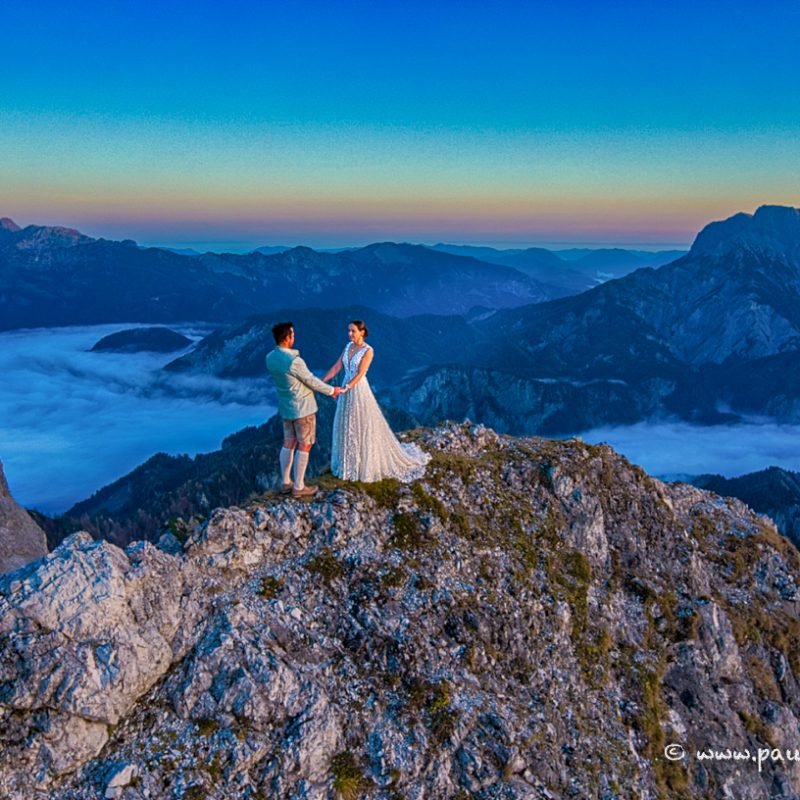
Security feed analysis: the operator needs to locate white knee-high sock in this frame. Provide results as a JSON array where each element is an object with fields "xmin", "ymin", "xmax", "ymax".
[
  {"xmin": 293, "ymin": 450, "xmax": 310, "ymax": 490},
  {"xmin": 279, "ymin": 447, "xmax": 294, "ymax": 484}
]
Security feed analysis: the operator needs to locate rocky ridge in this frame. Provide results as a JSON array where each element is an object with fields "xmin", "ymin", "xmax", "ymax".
[
  {"xmin": 692, "ymin": 466, "xmax": 800, "ymax": 549},
  {"xmin": 2, "ymin": 424, "xmax": 800, "ymax": 799},
  {"xmin": 484, "ymin": 204, "xmax": 800, "ymax": 370}
]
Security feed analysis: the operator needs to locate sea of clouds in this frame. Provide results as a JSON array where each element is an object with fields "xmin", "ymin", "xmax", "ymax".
[
  {"xmin": 0, "ymin": 324, "xmax": 275, "ymax": 514},
  {"xmin": 578, "ymin": 419, "xmax": 800, "ymax": 481},
  {"xmin": 2, "ymin": 324, "xmax": 799, "ymax": 516}
]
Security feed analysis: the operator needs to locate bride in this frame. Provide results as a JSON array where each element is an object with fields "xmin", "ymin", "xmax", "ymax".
[{"xmin": 323, "ymin": 319, "xmax": 430, "ymax": 483}]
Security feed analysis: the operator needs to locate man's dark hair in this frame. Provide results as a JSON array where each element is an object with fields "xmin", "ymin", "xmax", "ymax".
[{"xmin": 272, "ymin": 321, "xmax": 294, "ymax": 344}]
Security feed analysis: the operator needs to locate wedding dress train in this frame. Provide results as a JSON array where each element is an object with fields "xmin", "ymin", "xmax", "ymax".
[{"xmin": 331, "ymin": 343, "xmax": 430, "ymax": 482}]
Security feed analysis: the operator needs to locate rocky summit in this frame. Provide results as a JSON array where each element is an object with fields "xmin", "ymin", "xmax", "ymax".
[{"xmin": 2, "ymin": 424, "xmax": 800, "ymax": 800}]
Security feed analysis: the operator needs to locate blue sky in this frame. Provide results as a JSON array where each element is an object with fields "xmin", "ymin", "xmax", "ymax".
[{"xmin": 2, "ymin": 0, "xmax": 799, "ymax": 248}]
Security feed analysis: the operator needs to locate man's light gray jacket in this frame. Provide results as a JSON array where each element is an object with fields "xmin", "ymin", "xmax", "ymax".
[{"xmin": 266, "ymin": 347, "xmax": 334, "ymax": 420}]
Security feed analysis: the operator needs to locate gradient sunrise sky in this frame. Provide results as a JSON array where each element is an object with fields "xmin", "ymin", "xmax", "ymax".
[{"xmin": 2, "ymin": 0, "xmax": 799, "ymax": 250}]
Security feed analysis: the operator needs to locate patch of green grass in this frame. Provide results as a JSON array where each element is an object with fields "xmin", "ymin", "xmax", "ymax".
[
  {"xmin": 538, "ymin": 504, "xmax": 563, "ymax": 549},
  {"xmin": 545, "ymin": 547, "xmax": 609, "ymax": 682},
  {"xmin": 691, "ymin": 514, "xmax": 718, "ymax": 545},
  {"xmin": 305, "ymin": 546, "xmax": 344, "ymax": 582},
  {"xmin": 448, "ymin": 508, "xmax": 471, "ymax": 539},
  {"xmin": 624, "ymin": 574, "xmax": 658, "ymax": 605},
  {"xmin": 630, "ymin": 656, "xmax": 689, "ymax": 798},
  {"xmin": 727, "ymin": 597, "xmax": 800, "ymax": 675},
  {"xmin": 167, "ymin": 516, "xmax": 191, "ymax": 543},
  {"xmin": 195, "ymin": 717, "xmax": 218, "ymax": 736},
  {"xmin": 380, "ymin": 566, "xmax": 407, "ymax": 588},
  {"xmin": 653, "ymin": 591, "xmax": 700, "ymax": 643},
  {"xmin": 427, "ymin": 682, "xmax": 450, "ymax": 713},
  {"xmin": 411, "ymin": 482, "xmax": 447, "ymax": 521},
  {"xmin": 315, "ymin": 471, "xmax": 350, "ymax": 491},
  {"xmin": 258, "ymin": 575, "xmax": 284, "ymax": 599},
  {"xmin": 331, "ymin": 750, "xmax": 370, "ymax": 799},
  {"xmin": 207, "ymin": 752, "xmax": 224, "ymax": 781},
  {"xmin": 513, "ymin": 519, "xmax": 537, "ymax": 572},
  {"xmin": 357, "ymin": 478, "xmax": 402, "ymax": 508},
  {"xmin": 430, "ymin": 451, "xmax": 477, "ymax": 480},
  {"xmin": 403, "ymin": 679, "xmax": 459, "ymax": 747},
  {"xmin": 390, "ymin": 512, "xmax": 424, "ymax": 550},
  {"xmin": 427, "ymin": 684, "xmax": 457, "ymax": 745},
  {"xmin": 738, "ymin": 709, "xmax": 778, "ymax": 748}
]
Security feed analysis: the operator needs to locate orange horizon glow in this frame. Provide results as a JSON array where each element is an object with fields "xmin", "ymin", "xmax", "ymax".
[{"xmin": 5, "ymin": 193, "xmax": 796, "ymax": 250}]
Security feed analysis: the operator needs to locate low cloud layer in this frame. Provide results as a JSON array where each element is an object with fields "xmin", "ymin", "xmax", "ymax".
[
  {"xmin": 2, "ymin": 325, "xmax": 797, "ymax": 516},
  {"xmin": 578, "ymin": 420, "xmax": 800, "ymax": 480},
  {"xmin": 0, "ymin": 325, "xmax": 275, "ymax": 514}
]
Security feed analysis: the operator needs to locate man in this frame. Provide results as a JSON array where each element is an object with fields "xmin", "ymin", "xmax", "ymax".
[{"xmin": 266, "ymin": 322, "xmax": 344, "ymax": 498}]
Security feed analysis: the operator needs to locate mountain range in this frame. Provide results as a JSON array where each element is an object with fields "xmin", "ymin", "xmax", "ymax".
[
  {"xmin": 1, "ymin": 220, "xmax": 573, "ymax": 330},
  {"xmin": 432, "ymin": 242, "xmax": 685, "ymax": 291},
  {"xmin": 407, "ymin": 206, "xmax": 800, "ymax": 429},
  {"xmin": 164, "ymin": 206, "xmax": 800, "ymax": 433},
  {"xmin": 0, "ymin": 214, "xmax": 697, "ymax": 333}
]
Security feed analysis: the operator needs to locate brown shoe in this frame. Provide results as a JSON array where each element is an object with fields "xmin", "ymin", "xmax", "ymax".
[
  {"xmin": 279, "ymin": 483, "xmax": 293, "ymax": 494},
  {"xmin": 292, "ymin": 485, "xmax": 318, "ymax": 499}
]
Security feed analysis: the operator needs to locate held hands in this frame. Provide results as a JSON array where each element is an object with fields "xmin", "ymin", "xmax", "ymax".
[{"xmin": 332, "ymin": 385, "xmax": 350, "ymax": 398}]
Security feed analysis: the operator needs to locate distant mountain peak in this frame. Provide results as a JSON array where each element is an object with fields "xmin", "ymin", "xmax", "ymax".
[
  {"xmin": 690, "ymin": 204, "xmax": 800, "ymax": 260},
  {"xmin": 12, "ymin": 223, "xmax": 93, "ymax": 252},
  {"xmin": 0, "ymin": 217, "xmax": 21, "ymax": 232},
  {"xmin": 359, "ymin": 241, "xmax": 419, "ymax": 255}
]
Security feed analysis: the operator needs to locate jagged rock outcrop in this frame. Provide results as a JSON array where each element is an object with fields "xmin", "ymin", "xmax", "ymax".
[
  {"xmin": 692, "ymin": 466, "xmax": 800, "ymax": 548},
  {"xmin": 484, "ymin": 204, "xmax": 800, "ymax": 371},
  {"xmin": 2, "ymin": 424, "xmax": 800, "ymax": 799},
  {"xmin": 691, "ymin": 205, "xmax": 800, "ymax": 262},
  {"xmin": 0, "ymin": 217, "xmax": 22, "ymax": 233},
  {"xmin": 0, "ymin": 459, "xmax": 47, "ymax": 573}
]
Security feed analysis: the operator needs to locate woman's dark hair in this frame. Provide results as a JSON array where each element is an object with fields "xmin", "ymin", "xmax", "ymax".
[
  {"xmin": 272, "ymin": 321, "xmax": 294, "ymax": 344},
  {"xmin": 350, "ymin": 319, "xmax": 368, "ymax": 338}
]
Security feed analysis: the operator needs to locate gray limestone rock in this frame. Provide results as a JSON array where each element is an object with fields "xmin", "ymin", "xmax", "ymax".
[
  {"xmin": 0, "ymin": 458, "xmax": 47, "ymax": 574},
  {"xmin": 1, "ymin": 423, "xmax": 800, "ymax": 799}
]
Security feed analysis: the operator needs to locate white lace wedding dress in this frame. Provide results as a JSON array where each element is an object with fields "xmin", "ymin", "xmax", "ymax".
[{"xmin": 331, "ymin": 343, "xmax": 431, "ymax": 482}]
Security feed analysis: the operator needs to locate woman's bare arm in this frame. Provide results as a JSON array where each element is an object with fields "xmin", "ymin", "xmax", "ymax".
[{"xmin": 323, "ymin": 355, "xmax": 343, "ymax": 383}]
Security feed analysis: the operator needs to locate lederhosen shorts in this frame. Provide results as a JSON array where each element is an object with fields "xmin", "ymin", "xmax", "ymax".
[{"xmin": 282, "ymin": 413, "xmax": 316, "ymax": 446}]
